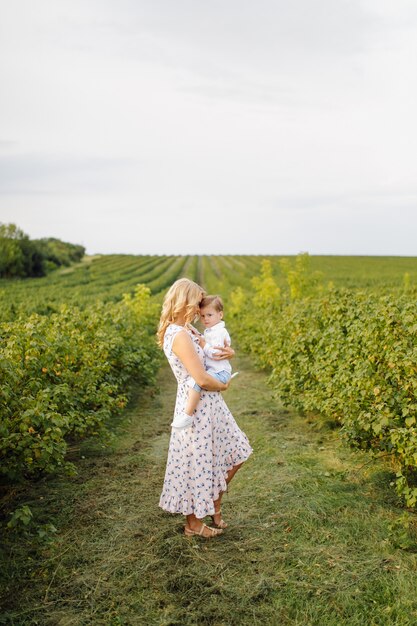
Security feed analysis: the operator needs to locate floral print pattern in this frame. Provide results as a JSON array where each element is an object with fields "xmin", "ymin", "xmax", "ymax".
[{"xmin": 159, "ymin": 323, "xmax": 253, "ymax": 518}]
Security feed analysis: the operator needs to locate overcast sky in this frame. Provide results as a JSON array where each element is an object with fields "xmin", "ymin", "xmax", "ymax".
[{"xmin": 0, "ymin": 0, "xmax": 416, "ymax": 255}]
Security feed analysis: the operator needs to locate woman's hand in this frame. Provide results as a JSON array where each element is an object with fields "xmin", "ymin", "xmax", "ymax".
[{"xmin": 211, "ymin": 345, "xmax": 235, "ymax": 360}]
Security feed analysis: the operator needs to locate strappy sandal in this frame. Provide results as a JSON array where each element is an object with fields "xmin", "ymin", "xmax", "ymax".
[
  {"xmin": 210, "ymin": 508, "xmax": 228, "ymax": 529},
  {"xmin": 184, "ymin": 523, "xmax": 223, "ymax": 538}
]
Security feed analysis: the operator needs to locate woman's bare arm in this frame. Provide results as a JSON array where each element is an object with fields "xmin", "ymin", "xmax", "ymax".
[{"xmin": 172, "ymin": 331, "xmax": 229, "ymax": 391}]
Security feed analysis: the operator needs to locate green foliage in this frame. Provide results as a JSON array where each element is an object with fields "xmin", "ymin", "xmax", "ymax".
[
  {"xmin": 6, "ymin": 504, "xmax": 58, "ymax": 543},
  {"xmin": 0, "ymin": 223, "xmax": 26, "ymax": 277},
  {"xmin": 387, "ymin": 512, "xmax": 417, "ymax": 551},
  {"xmin": 0, "ymin": 223, "xmax": 85, "ymax": 278},
  {"xmin": 229, "ymin": 257, "xmax": 417, "ymax": 508},
  {"xmin": 251, "ymin": 260, "xmax": 281, "ymax": 309},
  {"xmin": 228, "ymin": 286, "xmax": 245, "ymax": 318},
  {"xmin": 279, "ymin": 252, "xmax": 324, "ymax": 300},
  {"xmin": 35, "ymin": 237, "xmax": 85, "ymax": 269},
  {"xmin": 6, "ymin": 504, "xmax": 33, "ymax": 529},
  {"xmin": 0, "ymin": 284, "xmax": 161, "ymax": 482}
]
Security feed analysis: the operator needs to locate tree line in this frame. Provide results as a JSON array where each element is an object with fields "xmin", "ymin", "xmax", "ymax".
[{"xmin": 0, "ymin": 223, "xmax": 85, "ymax": 278}]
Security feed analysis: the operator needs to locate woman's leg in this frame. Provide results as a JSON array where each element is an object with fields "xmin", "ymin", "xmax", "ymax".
[
  {"xmin": 186, "ymin": 513, "xmax": 222, "ymax": 537},
  {"xmin": 212, "ymin": 462, "xmax": 244, "ymax": 525},
  {"xmin": 226, "ymin": 462, "xmax": 243, "ymax": 485},
  {"xmin": 186, "ymin": 463, "xmax": 245, "ymax": 532}
]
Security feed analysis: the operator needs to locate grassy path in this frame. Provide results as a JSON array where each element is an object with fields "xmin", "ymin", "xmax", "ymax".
[{"xmin": 2, "ymin": 356, "xmax": 417, "ymax": 625}]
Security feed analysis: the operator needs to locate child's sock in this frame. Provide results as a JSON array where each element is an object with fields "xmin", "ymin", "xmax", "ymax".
[{"xmin": 171, "ymin": 411, "xmax": 193, "ymax": 429}]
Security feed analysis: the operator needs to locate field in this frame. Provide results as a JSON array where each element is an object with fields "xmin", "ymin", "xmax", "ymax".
[
  {"xmin": 1, "ymin": 254, "xmax": 417, "ymax": 625},
  {"xmin": 2, "ymin": 254, "xmax": 417, "ymax": 318}
]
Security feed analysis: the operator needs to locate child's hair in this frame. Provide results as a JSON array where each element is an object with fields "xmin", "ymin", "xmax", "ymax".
[
  {"xmin": 157, "ymin": 278, "xmax": 205, "ymax": 347},
  {"xmin": 200, "ymin": 295, "xmax": 224, "ymax": 312}
]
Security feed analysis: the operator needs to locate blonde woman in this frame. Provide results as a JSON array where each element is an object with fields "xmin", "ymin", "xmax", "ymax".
[{"xmin": 158, "ymin": 278, "xmax": 253, "ymax": 538}]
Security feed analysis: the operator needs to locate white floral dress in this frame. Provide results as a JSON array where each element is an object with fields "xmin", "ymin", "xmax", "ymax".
[{"xmin": 159, "ymin": 323, "xmax": 253, "ymax": 518}]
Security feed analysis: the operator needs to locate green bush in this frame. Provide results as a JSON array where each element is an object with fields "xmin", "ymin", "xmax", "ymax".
[
  {"xmin": 0, "ymin": 285, "xmax": 161, "ymax": 481},
  {"xmin": 229, "ymin": 261, "xmax": 417, "ymax": 507}
]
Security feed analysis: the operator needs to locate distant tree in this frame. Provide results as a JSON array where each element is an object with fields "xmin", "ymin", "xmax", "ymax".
[
  {"xmin": 34, "ymin": 238, "xmax": 85, "ymax": 268},
  {"xmin": 0, "ymin": 223, "xmax": 85, "ymax": 279},
  {"xmin": 0, "ymin": 223, "xmax": 26, "ymax": 278},
  {"xmin": 19, "ymin": 237, "xmax": 46, "ymax": 277}
]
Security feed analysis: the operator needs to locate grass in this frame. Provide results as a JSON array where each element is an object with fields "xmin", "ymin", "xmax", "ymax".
[{"xmin": 2, "ymin": 356, "xmax": 417, "ymax": 625}]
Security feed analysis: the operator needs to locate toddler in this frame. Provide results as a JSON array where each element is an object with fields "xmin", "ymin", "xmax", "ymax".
[{"xmin": 171, "ymin": 295, "xmax": 238, "ymax": 429}]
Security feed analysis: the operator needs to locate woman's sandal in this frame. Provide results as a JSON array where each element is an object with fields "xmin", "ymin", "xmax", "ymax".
[
  {"xmin": 184, "ymin": 523, "xmax": 223, "ymax": 538},
  {"xmin": 210, "ymin": 509, "xmax": 228, "ymax": 529}
]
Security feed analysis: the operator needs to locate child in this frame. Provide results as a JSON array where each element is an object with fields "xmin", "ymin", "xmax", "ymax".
[{"xmin": 171, "ymin": 295, "xmax": 238, "ymax": 429}]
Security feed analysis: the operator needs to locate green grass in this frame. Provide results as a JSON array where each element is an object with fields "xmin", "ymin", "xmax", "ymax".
[{"xmin": 2, "ymin": 356, "xmax": 417, "ymax": 625}]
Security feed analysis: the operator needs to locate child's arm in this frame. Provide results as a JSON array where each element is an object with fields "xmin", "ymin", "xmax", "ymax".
[
  {"xmin": 198, "ymin": 336, "xmax": 220, "ymax": 358},
  {"xmin": 224, "ymin": 329, "xmax": 232, "ymax": 347},
  {"xmin": 187, "ymin": 324, "xmax": 206, "ymax": 349}
]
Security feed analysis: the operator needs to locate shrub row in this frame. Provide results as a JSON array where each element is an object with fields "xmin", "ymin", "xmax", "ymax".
[
  {"xmin": 0, "ymin": 285, "xmax": 161, "ymax": 481},
  {"xmin": 229, "ymin": 263, "xmax": 417, "ymax": 507}
]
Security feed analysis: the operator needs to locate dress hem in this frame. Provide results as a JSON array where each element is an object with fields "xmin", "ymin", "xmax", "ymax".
[{"xmin": 158, "ymin": 447, "xmax": 253, "ymax": 518}]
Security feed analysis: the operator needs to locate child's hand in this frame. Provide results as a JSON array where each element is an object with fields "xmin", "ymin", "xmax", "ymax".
[{"xmin": 188, "ymin": 325, "xmax": 202, "ymax": 338}]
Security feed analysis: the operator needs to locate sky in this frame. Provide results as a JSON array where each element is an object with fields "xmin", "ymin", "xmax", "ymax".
[{"xmin": 0, "ymin": 0, "xmax": 416, "ymax": 256}]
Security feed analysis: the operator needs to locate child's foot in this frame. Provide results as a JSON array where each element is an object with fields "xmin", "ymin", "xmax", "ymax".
[{"xmin": 171, "ymin": 412, "xmax": 193, "ymax": 429}]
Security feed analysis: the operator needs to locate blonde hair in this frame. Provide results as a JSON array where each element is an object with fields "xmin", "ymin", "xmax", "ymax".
[
  {"xmin": 200, "ymin": 295, "xmax": 224, "ymax": 312},
  {"xmin": 157, "ymin": 278, "xmax": 205, "ymax": 347}
]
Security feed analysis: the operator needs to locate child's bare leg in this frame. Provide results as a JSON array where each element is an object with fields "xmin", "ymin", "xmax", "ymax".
[
  {"xmin": 185, "ymin": 387, "xmax": 200, "ymax": 418},
  {"xmin": 171, "ymin": 387, "xmax": 201, "ymax": 429}
]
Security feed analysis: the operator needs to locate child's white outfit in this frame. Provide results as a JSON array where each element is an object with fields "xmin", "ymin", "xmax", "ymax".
[
  {"xmin": 200, "ymin": 321, "xmax": 232, "ymax": 381},
  {"xmin": 171, "ymin": 321, "xmax": 234, "ymax": 429}
]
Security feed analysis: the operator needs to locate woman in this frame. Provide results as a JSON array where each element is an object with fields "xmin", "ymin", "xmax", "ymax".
[{"xmin": 157, "ymin": 278, "xmax": 253, "ymax": 538}]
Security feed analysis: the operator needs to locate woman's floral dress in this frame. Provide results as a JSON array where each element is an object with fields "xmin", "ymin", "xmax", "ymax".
[{"xmin": 159, "ymin": 323, "xmax": 253, "ymax": 518}]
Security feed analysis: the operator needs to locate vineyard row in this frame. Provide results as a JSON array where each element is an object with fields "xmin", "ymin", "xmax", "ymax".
[{"xmin": 227, "ymin": 259, "xmax": 417, "ymax": 508}]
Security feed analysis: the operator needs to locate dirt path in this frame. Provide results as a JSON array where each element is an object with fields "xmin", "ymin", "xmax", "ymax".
[{"xmin": 2, "ymin": 356, "xmax": 417, "ymax": 625}]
